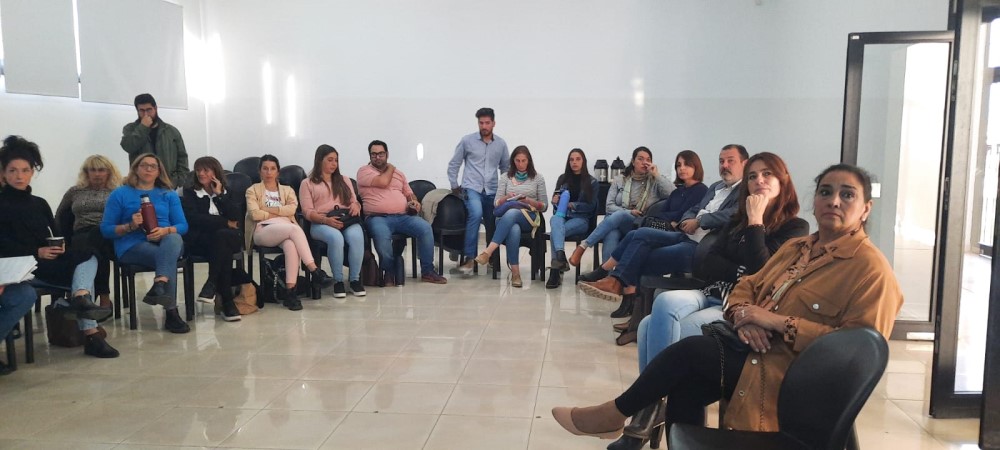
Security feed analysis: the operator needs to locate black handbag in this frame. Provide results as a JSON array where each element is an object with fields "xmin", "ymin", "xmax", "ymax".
[
  {"xmin": 701, "ymin": 320, "xmax": 750, "ymax": 353},
  {"xmin": 326, "ymin": 207, "xmax": 362, "ymax": 228}
]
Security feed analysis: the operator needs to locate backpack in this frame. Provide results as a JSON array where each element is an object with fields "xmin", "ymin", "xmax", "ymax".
[{"xmin": 260, "ymin": 255, "xmax": 287, "ymax": 304}]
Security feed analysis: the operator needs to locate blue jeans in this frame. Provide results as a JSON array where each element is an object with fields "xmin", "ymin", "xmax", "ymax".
[
  {"xmin": 119, "ymin": 233, "xmax": 184, "ymax": 309},
  {"xmin": 549, "ymin": 216, "xmax": 588, "ymax": 254},
  {"xmin": 34, "ymin": 256, "xmax": 99, "ymax": 331},
  {"xmin": 366, "ymin": 215, "xmax": 435, "ymax": 275},
  {"xmin": 584, "ymin": 210, "xmax": 635, "ymax": 262},
  {"xmin": 311, "ymin": 223, "xmax": 364, "ymax": 282},
  {"xmin": 0, "ymin": 282, "xmax": 35, "ymax": 340},
  {"xmin": 463, "ymin": 189, "xmax": 495, "ymax": 258},
  {"xmin": 492, "ymin": 209, "xmax": 535, "ymax": 265},
  {"xmin": 637, "ymin": 290, "xmax": 723, "ymax": 371},
  {"xmin": 609, "ymin": 228, "xmax": 695, "ymax": 287}
]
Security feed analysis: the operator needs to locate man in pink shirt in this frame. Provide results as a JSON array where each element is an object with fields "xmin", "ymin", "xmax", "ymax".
[{"xmin": 357, "ymin": 140, "xmax": 447, "ymax": 286}]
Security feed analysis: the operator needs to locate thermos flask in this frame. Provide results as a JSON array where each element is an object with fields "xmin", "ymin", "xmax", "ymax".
[{"xmin": 139, "ymin": 194, "xmax": 158, "ymax": 234}]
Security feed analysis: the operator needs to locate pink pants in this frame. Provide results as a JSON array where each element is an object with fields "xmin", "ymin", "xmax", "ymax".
[{"xmin": 254, "ymin": 218, "xmax": 314, "ymax": 285}]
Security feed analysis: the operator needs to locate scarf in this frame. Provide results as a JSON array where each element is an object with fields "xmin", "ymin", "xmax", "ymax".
[
  {"xmin": 622, "ymin": 175, "xmax": 651, "ymax": 211},
  {"xmin": 514, "ymin": 171, "xmax": 529, "ymax": 183}
]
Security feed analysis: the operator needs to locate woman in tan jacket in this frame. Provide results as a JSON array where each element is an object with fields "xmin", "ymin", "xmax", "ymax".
[
  {"xmin": 245, "ymin": 154, "xmax": 332, "ymax": 311},
  {"xmin": 551, "ymin": 163, "xmax": 903, "ymax": 439}
]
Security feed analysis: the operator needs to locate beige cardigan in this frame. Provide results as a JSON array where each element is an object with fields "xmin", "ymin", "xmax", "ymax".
[{"xmin": 244, "ymin": 182, "xmax": 299, "ymax": 255}]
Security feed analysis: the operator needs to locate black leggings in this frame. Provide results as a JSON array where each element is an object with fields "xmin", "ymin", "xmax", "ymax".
[
  {"xmin": 190, "ymin": 228, "xmax": 242, "ymax": 300},
  {"xmin": 615, "ymin": 335, "xmax": 748, "ymax": 426}
]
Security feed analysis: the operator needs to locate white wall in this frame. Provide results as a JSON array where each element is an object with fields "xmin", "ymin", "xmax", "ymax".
[{"xmin": 2, "ymin": 0, "xmax": 948, "ymax": 219}]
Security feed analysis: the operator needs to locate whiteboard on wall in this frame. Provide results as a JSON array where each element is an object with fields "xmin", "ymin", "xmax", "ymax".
[
  {"xmin": 0, "ymin": 0, "xmax": 79, "ymax": 97},
  {"xmin": 77, "ymin": 0, "xmax": 186, "ymax": 108}
]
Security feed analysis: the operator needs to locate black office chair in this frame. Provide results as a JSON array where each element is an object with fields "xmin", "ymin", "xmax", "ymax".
[
  {"xmin": 233, "ymin": 156, "xmax": 262, "ymax": 184},
  {"xmin": 432, "ymin": 193, "xmax": 468, "ymax": 275},
  {"xmin": 668, "ymin": 327, "xmax": 888, "ymax": 450},
  {"xmin": 409, "ymin": 179, "xmax": 436, "ymax": 203}
]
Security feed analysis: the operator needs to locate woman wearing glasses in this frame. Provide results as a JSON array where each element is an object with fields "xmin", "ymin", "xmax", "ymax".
[{"xmin": 101, "ymin": 153, "xmax": 190, "ymax": 333}]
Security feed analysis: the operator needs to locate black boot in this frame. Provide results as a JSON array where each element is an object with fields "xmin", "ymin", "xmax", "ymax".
[
  {"xmin": 610, "ymin": 293, "xmax": 636, "ymax": 318},
  {"xmin": 283, "ymin": 287, "xmax": 303, "ymax": 311},
  {"xmin": 607, "ymin": 400, "xmax": 665, "ymax": 450},
  {"xmin": 84, "ymin": 333, "xmax": 120, "ymax": 358},
  {"xmin": 545, "ymin": 268, "xmax": 562, "ymax": 289},
  {"xmin": 163, "ymin": 308, "xmax": 190, "ymax": 334},
  {"xmin": 551, "ymin": 250, "xmax": 570, "ymax": 272}
]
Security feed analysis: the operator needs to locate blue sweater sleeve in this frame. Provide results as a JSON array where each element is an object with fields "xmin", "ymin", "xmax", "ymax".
[
  {"xmin": 163, "ymin": 190, "xmax": 188, "ymax": 235},
  {"xmin": 100, "ymin": 188, "xmax": 128, "ymax": 239}
]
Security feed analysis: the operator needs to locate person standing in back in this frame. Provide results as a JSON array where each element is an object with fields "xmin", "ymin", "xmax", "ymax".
[{"xmin": 120, "ymin": 93, "xmax": 189, "ymax": 186}]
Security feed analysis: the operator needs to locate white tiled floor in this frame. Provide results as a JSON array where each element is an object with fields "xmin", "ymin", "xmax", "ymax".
[{"xmin": 0, "ymin": 255, "xmax": 982, "ymax": 449}]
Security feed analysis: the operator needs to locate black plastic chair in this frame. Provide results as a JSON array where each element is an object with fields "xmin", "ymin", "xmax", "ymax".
[
  {"xmin": 233, "ymin": 156, "xmax": 262, "ymax": 184},
  {"xmin": 542, "ymin": 213, "xmax": 598, "ymax": 285},
  {"xmin": 4, "ymin": 310, "xmax": 34, "ymax": 370},
  {"xmin": 668, "ymin": 327, "xmax": 888, "ymax": 450},
  {"xmin": 119, "ymin": 259, "xmax": 194, "ymax": 330},
  {"xmin": 432, "ymin": 192, "xmax": 468, "ymax": 276},
  {"xmin": 409, "ymin": 180, "xmax": 436, "ymax": 203}
]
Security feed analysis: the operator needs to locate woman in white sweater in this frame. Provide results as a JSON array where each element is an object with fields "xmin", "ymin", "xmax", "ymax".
[{"xmin": 473, "ymin": 145, "xmax": 548, "ymax": 287}]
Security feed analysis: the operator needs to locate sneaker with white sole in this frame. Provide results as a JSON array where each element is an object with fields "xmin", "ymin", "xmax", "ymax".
[{"xmin": 350, "ymin": 280, "xmax": 367, "ymax": 296}]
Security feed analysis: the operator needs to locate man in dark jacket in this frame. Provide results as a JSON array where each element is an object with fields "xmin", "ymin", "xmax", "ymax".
[{"xmin": 120, "ymin": 93, "xmax": 189, "ymax": 186}]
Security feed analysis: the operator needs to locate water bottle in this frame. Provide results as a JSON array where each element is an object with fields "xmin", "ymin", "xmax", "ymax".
[
  {"xmin": 139, "ymin": 194, "xmax": 158, "ymax": 234},
  {"xmin": 555, "ymin": 187, "xmax": 571, "ymax": 217}
]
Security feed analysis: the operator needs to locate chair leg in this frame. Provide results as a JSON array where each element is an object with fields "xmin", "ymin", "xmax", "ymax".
[
  {"xmin": 4, "ymin": 329, "xmax": 15, "ymax": 371},
  {"xmin": 437, "ymin": 240, "xmax": 444, "ymax": 276},
  {"xmin": 23, "ymin": 313, "xmax": 33, "ymax": 364},
  {"xmin": 113, "ymin": 262, "xmax": 122, "ymax": 319},
  {"xmin": 127, "ymin": 271, "xmax": 138, "ymax": 330},
  {"xmin": 411, "ymin": 238, "xmax": 418, "ymax": 278},
  {"xmin": 183, "ymin": 261, "xmax": 195, "ymax": 321}
]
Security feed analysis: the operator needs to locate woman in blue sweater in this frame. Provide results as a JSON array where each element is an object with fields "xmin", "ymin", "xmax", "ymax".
[{"xmin": 101, "ymin": 153, "xmax": 190, "ymax": 333}]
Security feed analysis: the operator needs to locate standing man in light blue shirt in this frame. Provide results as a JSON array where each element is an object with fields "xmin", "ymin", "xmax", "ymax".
[{"xmin": 448, "ymin": 107, "xmax": 510, "ymax": 275}]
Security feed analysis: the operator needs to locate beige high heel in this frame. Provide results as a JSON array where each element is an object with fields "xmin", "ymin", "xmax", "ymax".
[{"xmin": 551, "ymin": 405, "xmax": 625, "ymax": 439}]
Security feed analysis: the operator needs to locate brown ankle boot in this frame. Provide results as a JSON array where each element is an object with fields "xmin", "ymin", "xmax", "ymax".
[
  {"xmin": 569, "ymin": 246, "xmax": 586, "ymax": 267},
  {"xmin": 579, "ymin": 276, "xmax": 623, "ymax": 301}
]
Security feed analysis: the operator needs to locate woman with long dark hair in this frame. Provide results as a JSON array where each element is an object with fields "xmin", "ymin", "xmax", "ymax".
[
  {"xmin": 300, "ymin": 144, "xmax": 364, "ymax": 298},
  {"xmin": 546, "ymin": 148, "xmax": 599, "ymax": 289},
  {"xmin": 571, "ymin": 147, "xmax": 674, "ymax": 275},
  {"xmin": 182, "ymin": 156, "xmax": 244, "ymax": 322}
]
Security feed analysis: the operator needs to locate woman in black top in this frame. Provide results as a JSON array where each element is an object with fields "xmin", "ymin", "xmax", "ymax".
[
  {"xmin": 546, "ymin": 148, "xmax": 600, "ymax": 288},
  {"xmin": 181, "ymin": 156, "xmax": 244, "ymax": 322},
  {"xmin": 0, "ymin": 136, "xmax": 117, "ymax": 358}
]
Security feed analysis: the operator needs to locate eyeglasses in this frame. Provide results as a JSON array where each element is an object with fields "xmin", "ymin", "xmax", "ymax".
[
  {"xmin": 138, "ymin": 163, "xmax": 159, "ymax": 171},
  {"xmin": 370, "ymin": 152, "xmax": 388, "ymax": 159}
]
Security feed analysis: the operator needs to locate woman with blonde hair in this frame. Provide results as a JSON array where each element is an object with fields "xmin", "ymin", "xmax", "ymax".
[
  {"xmin": 56, "ymin": 155, "xmax": 122, "ymax": 309},
  {"xmin": 101, "ymin": 153, "xmax": 190, "ymax": 333}
]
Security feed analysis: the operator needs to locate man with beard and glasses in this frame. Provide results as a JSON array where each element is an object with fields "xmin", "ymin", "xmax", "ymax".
[
  {"xmin": 357, "ymin": 140, "xmax": 448, "ymax": 286},
  {"xmin": 448, "ymin": 107, "xmax": 510, "ymax": 275},
  {"xmin": 120, "ymin": 93, "xmax": 189, "ymax": 186},
  {"xmin": 580, "ymin": 144, "xmax": 749, "ymax": 302}
]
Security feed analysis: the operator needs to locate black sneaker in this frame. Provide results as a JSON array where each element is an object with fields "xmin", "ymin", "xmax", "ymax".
[
  {"xmin": 350, "ymin": 280, "xmax": 366, "ymax": 297},
  {"xmin": 220, "ymin": 300, "xmax": 242, "ymax": 322},
  {"xmin": 142, "ymin": 280, "xmax": 171, "ymax": 306},
  {"xmin": 282, "ymin": 287, "xmax": 303, "ymax": 311},
  {"xmin": 333, "ymin": 282, "xmax": 347, "ymax": 298},
  {"xmin": 66, "ymin": 294, "xmax": 113, "ymax": 322},
  {"xmin": 197, "ymin": 281, "xmax": 216, "ymax": 303},
  {"xmin": 311, "ymin": 268, "xmax": 335, "ymax": 289},
  {"xmin": 0, "ymin": 360, "xmax": 12, "ymax": 376},
  {"xmin": 545, "ymin": 269, "xmax": 562, "ymax": 289},
  {"xmin": 578, "ymin": 267, "xmax": 609, "ymax": 283},
  {"xmin": 84, "ymin": 334, "xmax": 120, "ymax": 358},
  {"xmin": 163, "ymin": 308, "xmax": 190, "ymax": 333}
]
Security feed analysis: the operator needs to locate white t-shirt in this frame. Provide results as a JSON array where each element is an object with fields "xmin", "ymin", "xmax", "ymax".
[{"xmin": 264, "ymin": 189, "xmax": 282, "ymax": 208}]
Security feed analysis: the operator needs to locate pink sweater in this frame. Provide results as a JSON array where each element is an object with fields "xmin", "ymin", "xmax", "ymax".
[{"xmin": 299, "ymin": 177, "xmax": 359, "ymax": 222}]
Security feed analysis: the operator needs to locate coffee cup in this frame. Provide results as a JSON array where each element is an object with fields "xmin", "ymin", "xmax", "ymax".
[{"xmin": 46, "ymin": 236, "xmax": 65, "ymax": 248}]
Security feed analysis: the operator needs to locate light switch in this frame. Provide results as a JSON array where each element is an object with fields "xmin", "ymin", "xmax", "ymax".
[{"xmin": 871, "ymin": 182, "xmax": 881, "ymax": 198}]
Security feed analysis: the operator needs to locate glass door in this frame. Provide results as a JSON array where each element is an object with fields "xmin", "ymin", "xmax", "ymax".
[{"xmin": 840, "ymin": 31, "xmax": 954, "ymax": 338}]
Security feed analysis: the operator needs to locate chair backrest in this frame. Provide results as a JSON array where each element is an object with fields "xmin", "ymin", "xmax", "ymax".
[
  {"xmin": 778, "ymin": 327, "xmax": 888, "ymax": 450},
  {"xmin": 233, "ymin": 157, "xmax": 262, "ymax": 184},
  {"xmin": 433, "ymin": 193, "xmax": 467, "ymax": 231},
  {"xmin": 409, "ymin": 180, "xmax": 437, "ymax": 203},
  {"xmin": 690, "ymin": 228, "xmax": 721, "ymax": 280},
  {"xmin": 278, "ymin": 165, "xmax": 308, "ymax": 197},
  {"xmin": 226, "ymin": 172, "xmax": 253, "ymax": 213}
]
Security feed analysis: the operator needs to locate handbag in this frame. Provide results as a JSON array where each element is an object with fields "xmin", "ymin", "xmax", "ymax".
[
  {"xmin": 639, "ymin": 216, "xmax": 675, "ymax": 232},
  {"xmin": 326, "ymin": 207, "xmax": 362, "ymax": 228},
  {"xmin": 701, "ymin": 320, "xmax": 750, "ymax": 353}
]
